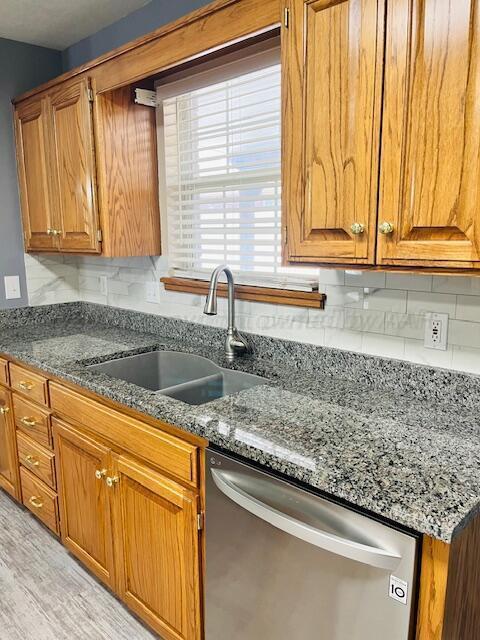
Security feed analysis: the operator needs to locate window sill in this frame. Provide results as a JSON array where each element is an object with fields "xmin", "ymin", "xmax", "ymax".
[{"xmin": 160, "ymin": 277, "xmax": 326, "ymax": 309}]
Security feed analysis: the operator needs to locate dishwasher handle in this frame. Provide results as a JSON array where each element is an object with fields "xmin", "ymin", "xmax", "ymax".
[{"xmin": 211, "ymin": 468, "xmax": 402, "ymax": 571}]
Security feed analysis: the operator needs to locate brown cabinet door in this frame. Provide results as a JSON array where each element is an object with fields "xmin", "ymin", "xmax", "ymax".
[
  {"xmin": 14, "ymin": 98, "xmax": 57, "ymax": 252},
  {"xmin": 113, "ymin": 455, "xmax": 202, "ymax": 640},
  {"xmin": 282, "ymin": 0, "xmax": 385, "ymax": 265},
  {"xmin": 52, "ymin": 418, "xmax": 115, "ymax": 588},
  {"xmin": 0, "ymin": 387, "xmax": 18, "ymax": 499},
  {"xmin": 49, "ymin": 79, "xmax": 101, "ymax": 253},
  {"xmin": 378, "ymin": 0, "xmax": 480, "ymax": 268}
]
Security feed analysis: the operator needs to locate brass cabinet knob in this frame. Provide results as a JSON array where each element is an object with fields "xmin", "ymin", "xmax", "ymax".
[
  {"xmin": 350, "ymin": 222, "xmax": 365, "ymax": 235},
  {"xmin": 29, "ymin": 496, "xmax": 44, "ymax": 509},
  {"xmin": 46, "ymin": 229, "xmax": 61, "ymax": 237},
  {"xmin": 20, "ymin": 416, "xmax": 37, "ymax": 428},
  {"xmin": 0, "ymin": 406, "xmax": 10, "ymax": 415},
  {"xmin": 95, "ymin": 469, "xmax": 107, "ymax": 480},
  {"xmin": 106, "ymin": 476, "xmax": 119, "ymax": 488},
  {"xmin": 19, "ymin": 380, "xmax": 34, "ymax": 391},
  {"xmin": 379, "ymin": 221, "xmax": 394, "ymax": 235},
  {"xmin": 25, "ymin": 454, "xmax": 39, "ymax": 467}
]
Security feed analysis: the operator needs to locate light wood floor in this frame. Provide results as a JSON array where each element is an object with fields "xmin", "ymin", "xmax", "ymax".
[{"xmin": 0, "ymin": 490, "xmax": 156, "ymax": 639}]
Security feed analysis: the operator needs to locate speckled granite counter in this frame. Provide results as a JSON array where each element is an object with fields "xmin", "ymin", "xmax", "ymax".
[{"xmin": 1, "ymin": 301, "xmax": 480, "ymax": 543}]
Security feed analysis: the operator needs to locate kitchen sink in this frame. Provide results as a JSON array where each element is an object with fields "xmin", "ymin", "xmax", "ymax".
[
  {"xmin": 86, "ymin": 350, "xmax": 267, "ymax": 404},
  {"xmin": 86, "ymin": 350, "xmax": 220, "ymax": 391},
  {"xmin": 160, "ymin": 369, "xmax": 267, "ymax": 405}
]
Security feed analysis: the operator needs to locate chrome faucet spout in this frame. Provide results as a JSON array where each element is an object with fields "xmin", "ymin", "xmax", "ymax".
[{"xmin": 203, "ymin": 265, "xmax": 250, "ymax": 361}]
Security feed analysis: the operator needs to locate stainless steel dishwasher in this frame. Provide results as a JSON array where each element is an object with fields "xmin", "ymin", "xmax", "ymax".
[{"xmin": 206, "ymin": 449, "xmax": 419, "ymax": 640}]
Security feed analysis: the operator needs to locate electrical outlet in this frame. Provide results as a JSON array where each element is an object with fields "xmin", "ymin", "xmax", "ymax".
[
  {"xmin": 424, "ymin": 312, "xmax": 449, "ymax": 350},
  {"xmin": 99, "ymin": 275, "xmax": 108, "ymax": 296},
  {"xmin": 4, "ymin": 275, "xmax": 21, "ymax": 299}
]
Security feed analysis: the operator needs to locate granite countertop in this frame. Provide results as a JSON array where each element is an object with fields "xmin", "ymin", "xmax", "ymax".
[{"xmin": 1, "ymin": 302, "xmax": 480, "ymax": 544}]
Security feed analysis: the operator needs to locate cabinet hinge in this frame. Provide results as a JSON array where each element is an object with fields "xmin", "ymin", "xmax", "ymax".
[
  {"xmin": 197, "ymin": 512, "xmax": 204, "ymax": 531},
  {"xmin": 284, "ymin": 7, "xmax": 290, "ymax": 29},
  {"xmin": 88, "ymin": 88, "xmax": 94, "ymax": 102},
  {"xmin": 283, "ymin": 225, "xmax": 288, "ymax": 245},
  {"xmin": 97, "ymin": 229, "xmax": 103, "ymax": 242}
]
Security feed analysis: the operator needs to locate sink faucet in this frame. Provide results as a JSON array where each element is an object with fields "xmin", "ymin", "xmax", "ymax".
[{"xmin": 204, "ymin": 265, "xmax": 250, "ymax": 362}]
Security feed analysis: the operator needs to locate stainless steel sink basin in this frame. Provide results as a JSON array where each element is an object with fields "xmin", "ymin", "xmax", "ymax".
[
  {"xmin": 160, "ymin": 369, "xmax": 266, "ymax": 405},
  {"xmin": 86, "ymin": 350, "xmax": 267, "ymax": 404},
  {"xmin": 86, "ymin": 350, "xmax": 219, "ymax": 391}
]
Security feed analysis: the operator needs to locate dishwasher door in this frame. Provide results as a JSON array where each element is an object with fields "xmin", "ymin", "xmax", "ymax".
[{"xmin": 206, "ymin": 450, "xmax": 418, "ymax": 640}]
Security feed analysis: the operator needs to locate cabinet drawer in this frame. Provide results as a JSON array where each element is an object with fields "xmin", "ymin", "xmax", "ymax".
[
  {"xmin": 10, "ymin": 364, "xmax": 48, "ymax": 406},
  {"xmin": 20, "ymin": 466, "xmax": 59, "ymax": 535},
  {"xmin": 13, "ymin": 395, "xmax": 51, "ymax": 448},
  {"xmin": 0, "ymin": 357, "xmax": 9, "ymax": 386},
  {"xmin": 17, "ymin": 431, "xmax": 56, "ymax": 489},
  {"xmin": 50, "ymin": 382, "xmax": 199, "ymax": 487}
]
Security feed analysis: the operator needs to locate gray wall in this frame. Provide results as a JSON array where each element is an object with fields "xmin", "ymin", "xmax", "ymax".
[
  {"xmin": 0, "ymin": 38, "xmax": 62, "ymax": 309},
  {"xmin": 62, "ymin": 0, "xmax": 211, "ymax": 70}
]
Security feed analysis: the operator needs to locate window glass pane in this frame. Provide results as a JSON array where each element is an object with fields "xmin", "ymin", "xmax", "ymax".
[{"xmin": 161, "ymin": 59, "xmax": 318, "ymax": 286}]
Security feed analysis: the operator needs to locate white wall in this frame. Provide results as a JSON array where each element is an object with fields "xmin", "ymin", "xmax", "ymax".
[{"xmin": 24, "ymin": 253, "xmax": 480, "ymax": 375}]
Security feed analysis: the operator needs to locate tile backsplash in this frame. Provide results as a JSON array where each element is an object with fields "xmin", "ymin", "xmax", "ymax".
[{"xmin": 24, "ymin": 254, "xmax": 480, "ymax": 374}]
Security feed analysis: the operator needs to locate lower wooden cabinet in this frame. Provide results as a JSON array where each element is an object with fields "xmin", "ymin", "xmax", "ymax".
[
  {"xmin": 52, "ymin": 416, "xmax": 203, "ymax": 640},
  {"xmin": 20, "ymin": 466, "xmax": 60, "ymax": 535},
  {"xmin": 0, "ymin": 386, "xmax": 19, "ymax": 499},
  {"xmin": 113, "ymin": 455, "xmax": 202, "ymax": 640},
  {"xmin": 53, "ymin": 418, "xmax": 116, "ymax": 589}
]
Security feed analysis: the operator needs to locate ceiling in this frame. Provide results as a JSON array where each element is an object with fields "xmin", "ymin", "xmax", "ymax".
[{"xmin": 0, "ymin": 0, "xmax": 150, "ymax": 50}]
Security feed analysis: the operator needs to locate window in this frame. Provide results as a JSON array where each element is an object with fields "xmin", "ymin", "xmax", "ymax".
[{"xmin": 157, "ymin": 45, "xmax": 318, "ymax": 290}]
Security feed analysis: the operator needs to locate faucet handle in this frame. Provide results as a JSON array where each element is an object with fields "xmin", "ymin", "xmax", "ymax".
[{"xmin": 225, "ymin": 328, "xmax": 251, "ymax": 362}]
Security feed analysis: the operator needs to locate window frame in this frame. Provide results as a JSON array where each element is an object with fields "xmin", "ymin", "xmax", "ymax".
[{"xmin": 155, "ymin": 40, "xmax": 322, "ymax": 305}]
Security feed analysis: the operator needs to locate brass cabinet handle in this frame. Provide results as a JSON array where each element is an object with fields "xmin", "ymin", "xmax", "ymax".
[
  {"xmin": 106, "ymin": 476, "xmax": 119, "ymax": 488},
  {"xmin": 19, "ymin": 380, "xmax": 34, "ymax": 391},
  {"xmin": 25, "ymin": 454, "xmax": 40, "ymax": 467},
  {"xmin": 0, "ymin": 406, "xmax": 10, "ymax": 415},
  {"xmin": 378, "ymin": 221, "xmax": 394, "ymax": 235},
  {"xmin": 350, "ymin": 222, "xmax": 365, "ymax": 235},
  {"xmin": 20, "ymin": 416, "xmax": 38, "ymax": 428},
  {"xmin": 95, "ymin": 469, "xmax": 107, "ymax": 480},
  {"xmin": 29, "ymin": 496, "xmax": 44, "ymax": 509}
]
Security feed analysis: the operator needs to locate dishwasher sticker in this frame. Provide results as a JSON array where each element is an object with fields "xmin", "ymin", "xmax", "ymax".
[{"xmin": 389, "ymin": 576, "xmax": 408, "ymax": 604}]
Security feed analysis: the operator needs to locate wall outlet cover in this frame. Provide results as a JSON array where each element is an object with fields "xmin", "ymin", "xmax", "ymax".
[
  {"xmin": 4, "ymin": 275, "xmax": 21, "ymax": 299},
  {"xmin": 424, "ymin": 312, "xmax": 449, "ymax": 351}
]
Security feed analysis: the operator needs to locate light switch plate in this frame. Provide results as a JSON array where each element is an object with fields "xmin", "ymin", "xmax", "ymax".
[{"xmin": 4, "ymin": 275, "xmax": 21, "ymax": 299}]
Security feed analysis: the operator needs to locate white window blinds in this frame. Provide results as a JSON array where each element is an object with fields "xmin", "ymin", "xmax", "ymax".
[{"xmin": 158, "ymin": 48, "xmax": 317, "ymax": 289}]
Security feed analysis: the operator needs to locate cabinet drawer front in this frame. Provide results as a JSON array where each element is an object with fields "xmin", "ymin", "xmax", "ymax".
[
  {"xmin": 13, "ymin": 395, "xmax": 51, "ymax": 448},
  {"xmin": 50, "ymin": 382, "xmax": 198, "ymax": 486},
  {"xmin": 20, "ymin": 466, "xmax": 59, "ymax": 535},
  {"xmin": 17, "ymin": 431, "xmax": 55, "ymax": 489},
  {"xmin": 10, "ymin": 364, "xmax": 48, "ymax": 405},
  {"xmin": 0, "ymin": 358, "xmax": 9, "ymax": 386}
]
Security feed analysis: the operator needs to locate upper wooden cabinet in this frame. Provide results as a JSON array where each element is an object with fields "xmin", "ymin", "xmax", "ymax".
[
  {"xmin": 14, "ymin": 98, "xmax": 57, "ymax": 252},
  {"xmin": 49, "ymin": 79, "xmax": 100, "ymax": 253},
  {"xmin": 377, "ymin": 0, "xmax": 480, "ymax": 269},
  {"xmin": 284, "ymin": 0, "xmax": 480, "ymax": 272},
  {"xmin": 282, "ymin": 0, "xmax": 385, "ymax": 265},
  {"xmin": 14, "ymin": 79, "xmax": 160, "ymax": 256}
]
